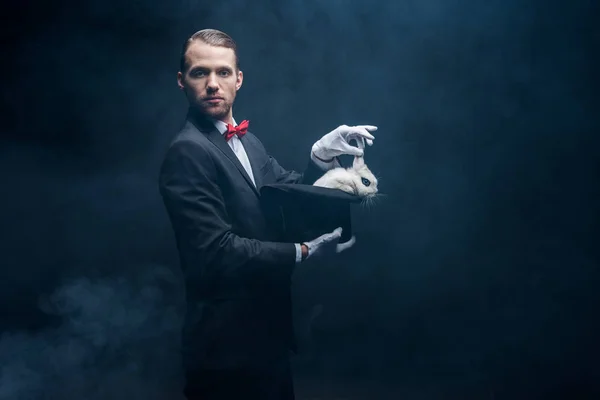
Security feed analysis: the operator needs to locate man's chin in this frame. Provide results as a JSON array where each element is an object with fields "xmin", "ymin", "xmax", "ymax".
[{"xmin": 195, "ymin": 104, "xmax": 228, "ymax": 120}]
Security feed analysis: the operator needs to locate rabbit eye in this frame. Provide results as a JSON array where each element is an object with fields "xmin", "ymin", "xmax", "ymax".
[{"xmin": 361, "ymin": 178, "xmax": 371, "ymax": 187}]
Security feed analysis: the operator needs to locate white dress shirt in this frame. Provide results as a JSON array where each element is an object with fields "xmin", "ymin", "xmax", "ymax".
[
  {"xmin": 210, "ymin": 117, "xmax": 335, "ymax": 263},
  {"xmin": 212, "ymin": 118, "xmax": 256, "ymax": 187}
]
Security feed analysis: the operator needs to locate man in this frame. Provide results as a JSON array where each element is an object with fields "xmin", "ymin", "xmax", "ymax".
[{"xmin": 158, "ymin": 29, "xmax": 376, "ymax": 399}]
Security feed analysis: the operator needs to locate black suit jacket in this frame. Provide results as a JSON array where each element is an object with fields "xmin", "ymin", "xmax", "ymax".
[{"xmin": 158, "ymin": 111, "xmax": 324, "ymax": 370}]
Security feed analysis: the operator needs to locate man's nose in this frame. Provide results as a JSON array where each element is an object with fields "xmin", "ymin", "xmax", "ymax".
[{"xmin": 206, "ymin": 73, "xmax": 219, "ymax": 91}]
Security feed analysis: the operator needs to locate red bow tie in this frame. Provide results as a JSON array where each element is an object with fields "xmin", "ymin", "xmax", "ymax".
[{"xmin": 224, "ymin": 120, "xmax": 249, "ymax": 141}]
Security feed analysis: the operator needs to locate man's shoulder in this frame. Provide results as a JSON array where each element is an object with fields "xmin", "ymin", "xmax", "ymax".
[
  {"xmin": 162, "ymin": 120, "xmax": 215, "ymax": 158},
  {"xmin": 160, "ymin": 120, "xmax": 214, "ymax": 167},
  {"xmin": 169, "ymin": 120, "xmax": 209, "ymax": 147}
]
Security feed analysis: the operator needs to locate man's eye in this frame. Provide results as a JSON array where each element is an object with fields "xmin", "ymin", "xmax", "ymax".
[
  {"xmin": 219, "ymin": 71, "xmax": 230, "ymax": 76},
  {"xmin": 191, "ymin": 71, "xmax": 205, "ymax": 77}
]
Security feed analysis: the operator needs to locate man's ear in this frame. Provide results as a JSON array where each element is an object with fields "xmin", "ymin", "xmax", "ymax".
[
  {"xmin": 177, "ymin": 71, "xmax": 185, "ymax": 90},
  {"xmin": 236, "ymin": 70, "xmax": 243, "ymax": 91}
]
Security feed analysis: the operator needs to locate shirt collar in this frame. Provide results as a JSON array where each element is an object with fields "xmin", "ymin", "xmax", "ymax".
[{"xmin": 211, "ymin": 117, "xmax": 237, "ymax": 135}]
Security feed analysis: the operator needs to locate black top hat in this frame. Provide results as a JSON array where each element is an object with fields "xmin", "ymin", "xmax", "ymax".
[{"xmin": 260, "ymin": 183, "xmax": 362, "ymax": 244}]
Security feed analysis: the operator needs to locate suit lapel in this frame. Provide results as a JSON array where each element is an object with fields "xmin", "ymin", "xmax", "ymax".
[
  {"xmin": 239, "ymin": 134, "xmax": 264, "ymax": 190},
  {"xmin": 205, "ymin": 129, "xmax": 260, "ymax": 197},
  {"xmin": 187, "ymin": 113, "xmax": 260, "ymax": 197}
]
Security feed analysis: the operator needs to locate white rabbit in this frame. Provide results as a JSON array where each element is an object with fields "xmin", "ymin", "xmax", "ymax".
[{"xmin": 313, "ymin": 138, "xmax": 379, "ymax": 199}]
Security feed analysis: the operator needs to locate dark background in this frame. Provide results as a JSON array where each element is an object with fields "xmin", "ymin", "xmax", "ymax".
[{"xmin": 1, "ymin": 0, "xmax": 599, "ymax": 399}]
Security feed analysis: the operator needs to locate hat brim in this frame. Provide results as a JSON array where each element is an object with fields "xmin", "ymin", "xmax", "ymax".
[
  {"xmin": 260, "ymin": 183, "xmax": 363, "ymax": 204},
  {"xmin": 260, "ymin": 183, "xmax": 361, "ymax": 243}
]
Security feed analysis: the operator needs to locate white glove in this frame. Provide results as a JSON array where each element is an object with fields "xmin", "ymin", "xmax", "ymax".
[
  {"xmin": 312, "ymin": 124, "xmax": 377, "ymax": 161},
  {"xmin": 302, "ymin": 227, "xmax": 356, "ymax": 261}
]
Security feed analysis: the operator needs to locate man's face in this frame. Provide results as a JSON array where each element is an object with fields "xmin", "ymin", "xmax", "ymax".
[{"xmin": 177, "ymin": 41, "xmax": 242, "ymax": 122}]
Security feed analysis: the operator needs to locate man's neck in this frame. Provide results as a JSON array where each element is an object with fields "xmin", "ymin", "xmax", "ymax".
[
  {"xmin": 188, "ymin": 107, "xmax": 234, "ymax": 126},
  {"xmin": 219, "ymin": 111, "xmax": 234, "ymax": 126}
]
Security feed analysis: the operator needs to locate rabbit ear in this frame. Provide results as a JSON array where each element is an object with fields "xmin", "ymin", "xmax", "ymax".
[
  {"xmin": 355, "ymin": 137, "xmax": 365, "ymax": 151},
  {"xmin": 353, "ymin": 154, "xmax": 365, "ymax": 168},
  {"xmin": 353, "ymin": 138, "xmax": 365, "ymax": 168}
]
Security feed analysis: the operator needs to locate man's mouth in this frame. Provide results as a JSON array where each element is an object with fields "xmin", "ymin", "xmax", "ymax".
[{"xmin": 204, "ymin": 97, "xmax": 223, "ymax": 103}]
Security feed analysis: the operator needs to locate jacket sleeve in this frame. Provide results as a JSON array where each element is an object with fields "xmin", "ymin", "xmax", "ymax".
[
  {"xmin": 268, "ymin": 154, "xmax": 329, "ymax": 185},
  {"xmin": 158, "ymin": 139, "xmax": 297, "ymax": 280}
]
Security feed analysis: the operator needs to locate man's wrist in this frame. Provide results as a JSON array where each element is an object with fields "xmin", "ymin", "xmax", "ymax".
[
  {"xmin": 301, "ymin": 243, "xmax": 309, "ymax": 261},
  {"xmin": 312, "ymin": 152, "xmax": 335, "ymax": 163},
  {"xmin": 311, "ymin": 152, "xmax": 339, "ymax": 171},
  {"xmin": 294, "ymin": 243, "xmax": 302, "ymax": 263}
]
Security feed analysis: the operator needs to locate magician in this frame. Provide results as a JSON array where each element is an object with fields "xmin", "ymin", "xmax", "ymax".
[{"xmin": 158, "ymin": 28, "xmax": 377, "ymax": 400}]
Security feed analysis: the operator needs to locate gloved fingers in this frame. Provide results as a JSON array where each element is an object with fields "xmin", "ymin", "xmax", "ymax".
[
  {"xmin": 354, "ymin": 137, "xmax": 365, "ymax": 150},
  {"xmin": 339, "ymin": 129, "xmax": 375, "ymax": 155},
  {"xmin": 343, "ymin": 126, "xmax": 376, "ymax": 141},
  {"xmin": 336, "ymin": 235, "xmax": 356, "ymax": 253},
  {"xmin": 322, "ymin": 227, "xmax": 343, "ymax": 243},
  {"xmin": 354, "ymin": 125, "xmax": 378, "ymax": 132},
  {"xmin": 355, "ymin": 136, "xmax": 373, "ymax": 148},
  {"xmin": 329, "ymin": 227, "xmax": 343, "ymax": 239},
  {"xmin": 339, "ymin": 142, "xmax": 364, "ymax": 157},
  {"xmin": 311, "ymin": 227, "xmax": 342, "ymax": 246}
]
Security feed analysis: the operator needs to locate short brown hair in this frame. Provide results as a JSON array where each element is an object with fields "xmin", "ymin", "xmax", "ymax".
[{"xmin": 179, "ymin": 29, "xmax": 239, "ymax": 73}]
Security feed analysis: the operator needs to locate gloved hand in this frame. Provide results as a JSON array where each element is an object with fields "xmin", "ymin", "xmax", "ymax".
[
  {"xmin": 301, "ymin": 227, "xmax": 356, "ymax": 261},
  {"xmin": 312, "ymin": 125, "xmax": 377, "ymax": 161}
]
